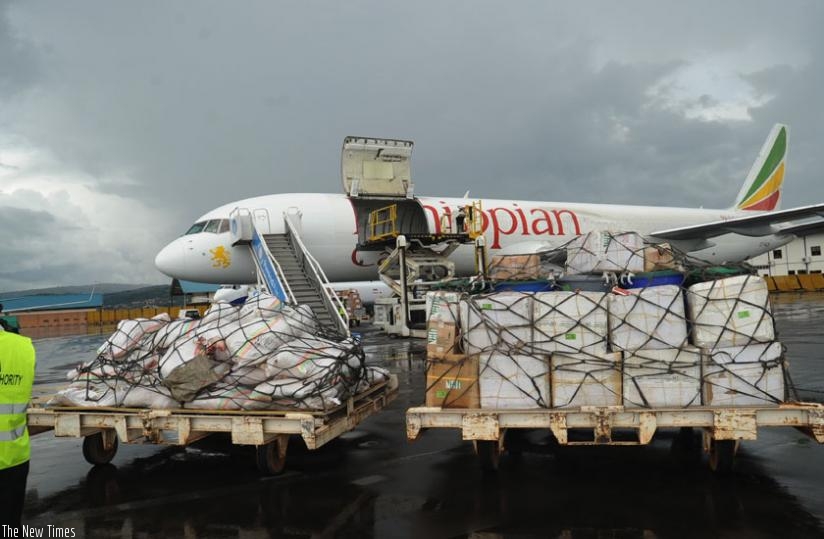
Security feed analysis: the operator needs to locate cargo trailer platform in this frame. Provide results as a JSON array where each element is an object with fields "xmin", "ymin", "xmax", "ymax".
[
  {"xmin": 27, "ymin": 375, "xmax": 398, "ymax": 475},
  {"xmin": 406, "ymin": 402, "xmax": 824, "ymax": 473}
]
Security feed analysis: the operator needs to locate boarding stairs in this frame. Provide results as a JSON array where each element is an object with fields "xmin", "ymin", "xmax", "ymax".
[
  {"xmin": 262, "ymin": 233, "xmax": 339, "ymax": 331},
  {"xmin": 229, "ymin": 208, "xmax": 349, "ymax": 339}
]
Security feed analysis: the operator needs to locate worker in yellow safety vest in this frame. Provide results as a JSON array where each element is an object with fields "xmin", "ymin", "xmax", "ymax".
[{"xmin": 0, "ymin": 320, "xmax": 35, "ymax": 529}]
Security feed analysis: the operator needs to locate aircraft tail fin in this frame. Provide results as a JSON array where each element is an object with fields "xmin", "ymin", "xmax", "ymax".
[{"xmin": 733, "ymin": 124, "xmax": 788, "ymax": 212}]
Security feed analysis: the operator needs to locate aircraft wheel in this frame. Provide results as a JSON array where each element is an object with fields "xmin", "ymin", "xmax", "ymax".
[
  {"xmin": 708, "ymin": 439, "xmax": 736, "ymax": 475},
  {"xmin": 475, "ymin": 440, "xmax": 500, "ymax": 473},
  {"xmin": 256, "ymin": 437, "xmax": 288, "ymax": 476},
  {"xmin": 83, "ymin": 432, "xmax": 119, "ymax": 465}
]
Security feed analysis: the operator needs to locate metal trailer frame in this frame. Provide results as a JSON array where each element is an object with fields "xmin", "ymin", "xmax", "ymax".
[
  {"xmin": 406, "ymin": 402, "xmax": 824, "ymax": 473},
  {"xmin": 27, "ymin": 376, "xmax": 398, "ymax": 475}
]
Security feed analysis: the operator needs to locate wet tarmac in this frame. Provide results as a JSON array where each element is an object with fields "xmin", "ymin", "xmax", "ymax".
[{"xmin": 20, "ymin": 293, "xmax": 824, "ymax": 538}]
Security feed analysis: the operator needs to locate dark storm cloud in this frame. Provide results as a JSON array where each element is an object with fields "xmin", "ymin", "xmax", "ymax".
[{"xmin": 1, "ymin": 0, "xmax": 823, "ymax": 289}]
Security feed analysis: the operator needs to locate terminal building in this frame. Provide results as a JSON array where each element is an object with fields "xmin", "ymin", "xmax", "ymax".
[{"xmin": 748, "ymin": 233, "xmax": 824, "ymax": 276}]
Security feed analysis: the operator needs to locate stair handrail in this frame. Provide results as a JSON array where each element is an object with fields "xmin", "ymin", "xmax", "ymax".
[
  {"xmin": 231, "ymin": 206, "xmax": 296, "ymax": 303},
  {"xmin": 283, "ymin": 211, "xmax": 350, "ymax": 337},
  {"xmin": 252, "ymin": 225, "xmax": 296, "ymax": 303}
]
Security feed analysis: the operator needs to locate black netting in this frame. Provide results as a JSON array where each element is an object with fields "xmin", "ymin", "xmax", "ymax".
[
  {"xmin": 51, "ymin": 293, "xmax": 389, "ymax": 411},
  {"xmin": 424, "ymin": 231, "xmax": 789, "ymax": 410}
]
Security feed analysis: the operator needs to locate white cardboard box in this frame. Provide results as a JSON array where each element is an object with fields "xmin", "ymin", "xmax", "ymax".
[
  {"xmin": 686, "ymin": 275, "xmax": 774, "ymax": 348},
  {"xmin": 551, "ymin": 352, "xmax": 622, "ymax": 408},
  {"xmin": 565, "ymin": 231, "xmax": 645, "ymax": 274},
  {"xmin": 461, "ymin": 293, "xmax": 533, "ymax": 354},
  {"xmin": 479, "ymin": 352, "xmax": 550, "ymax": 409},
  {"xmin": 703, "ymin": 342, "xmax": 785, "ymax": 406},
  {"xmin": 609, "ymin": 285, "xmax": 689, "ymax": 351},
  {"xmin": 623, "ymin": 347, "xmax": 701, "ymax": 408},
  {"xmin": 426, "ymin": 291, "xmax": 461, "ymax": 326},
  {"xmin": 533, "ymin": 291, "xmax": 608, "ymax": 355}
]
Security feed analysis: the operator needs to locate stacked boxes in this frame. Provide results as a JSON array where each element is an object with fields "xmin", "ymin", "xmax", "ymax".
[
  {"xmin": 686, "ymin": 275, "xmax": 774, "ymax": 348},
  {"xmin": 623, "ymin": 347, "xmax": 702, "ymax": 408},
  {"xmin": 565, "ymin": 231, "xmax": 645, "ymax": 274},
  {"xmin": 551, "ymin": 352, "xmax": 623, "ymax": 408},
  {"xmin": 479, "ymin": 352, "xmax": 550, "ymax": 409},
  {"xmin": 533, "ymin": 291, "xmax": 609, "ymax": 355},
  {"xmin": 488, "ymin": 254, "xmax": 541, "ymax": 280},
  {"xmin": 425, "ymin": 354, "xmax": 480, "ymax": 408},
  {"xmin": 461, "ymin": 293, "xmax": 533, "ymax": 355},
  {"xmin": 426, "ymin": 291, "xmax": 461, "ymax": 359},
  {"xmin": 703, "ymin": 342, "xmax": 785, "ymax": 406},
  {"xmin": 425, "ymin": 256, "xmax": 786, "ymax": 410},
  {"xmin": 608, "ymin": 285, "xmax": 688, "ymax": 351}
]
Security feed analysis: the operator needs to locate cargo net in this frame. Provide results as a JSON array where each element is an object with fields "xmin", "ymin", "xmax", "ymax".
[
  {"xmin": 424, "ymin": 233, "xmax": 792, "ymax": 410},
  {"xmin": 50, "ymin": 293, "xmax": 390, "ymax": 411}
]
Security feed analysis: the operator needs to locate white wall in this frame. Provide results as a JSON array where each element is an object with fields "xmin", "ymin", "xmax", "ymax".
[{"xmin": 748, "ymin": 233, "xmax": 824, "ymax": 276}]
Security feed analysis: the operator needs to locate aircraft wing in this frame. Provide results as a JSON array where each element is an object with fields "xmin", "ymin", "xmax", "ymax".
[{"xmin": 649, "ymin": 203, "xmax": 824, "ymax": 241}]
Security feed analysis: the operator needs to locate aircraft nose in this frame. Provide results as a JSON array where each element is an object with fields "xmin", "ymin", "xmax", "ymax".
[{"xmin": 154, "ymin": 239, "xmax": 186, "ymax": 278}]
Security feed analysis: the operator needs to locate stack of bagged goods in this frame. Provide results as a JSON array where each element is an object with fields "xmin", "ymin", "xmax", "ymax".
[
  {"xmin": 51, "ymin": 292, "xmax": 390, "ymax": 411},
  {"xmin": 423, "ymin": 231, "xmax": 788, "ymax": 411},
  {"xmin": 686, "ymin": 274, "xmax": 785, "ymax": 406}
]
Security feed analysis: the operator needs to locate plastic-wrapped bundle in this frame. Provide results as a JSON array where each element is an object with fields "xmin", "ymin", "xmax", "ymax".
[
  {"xmin": 608, "ymin": 285, "xmax": 688, "ymax": 351},
  {"xmin": 479, "ymin": 352, "xmax": 549, "ymax": 409},
  {"xmin": 239, "ymin": 292, "xmax": 285, "ymax": 320},
  {"xmin": 97, "ymin": 313, "xmax": 171, "ymax": 360},
  {"xmin": 151, "ymin": 317, "xmax": 203, "ymax": 351},
  {"xmin": 53, "ymin": 295, "xmax": 373, "ymax": 411},
  {"xmin": 623, "ymin": 347, "xmax": 702, "ymax": 408},
  {"xmin": 461, "ymin": 293, "xmax": 533, "ymax": 354},
  {"xmin": 532, "ymin": 291, "xmax": 608, "ymax": 355}
]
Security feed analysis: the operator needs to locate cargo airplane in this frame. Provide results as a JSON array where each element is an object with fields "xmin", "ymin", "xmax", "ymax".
[{"xmin": 155, "ymin": 125, "xmax": 824, "ymax": 288}]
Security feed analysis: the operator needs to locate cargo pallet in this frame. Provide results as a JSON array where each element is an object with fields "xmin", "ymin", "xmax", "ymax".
[
  {"xmin": 406, "ymin": 402, "xmax": 824, "ymax": 473},
  {"xmin": 27, "ymin": 376, "xmax": 398, "ymax": 475}
]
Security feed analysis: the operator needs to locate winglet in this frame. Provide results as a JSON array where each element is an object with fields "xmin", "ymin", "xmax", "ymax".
[{"xmin": 733, "ymin": 124, "xmax": 788, "ymax": 212}]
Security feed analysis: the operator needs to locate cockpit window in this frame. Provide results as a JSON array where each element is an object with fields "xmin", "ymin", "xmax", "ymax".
[
  {"xmin": 184, "ymin": 221, "xmax": 207, "ymax": 235},
  {"xmin": 218, "ymin": 219, "xmax": 230, "ymax": 233},
  {"xmin": 203, "ymin": 220, "xmax": 221, "ymax": 233}
]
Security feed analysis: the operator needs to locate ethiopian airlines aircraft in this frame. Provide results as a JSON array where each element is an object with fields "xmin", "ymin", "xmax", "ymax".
[{"xmin": 155, "ymin": 125, "xmax": 824, "ymax": 285}]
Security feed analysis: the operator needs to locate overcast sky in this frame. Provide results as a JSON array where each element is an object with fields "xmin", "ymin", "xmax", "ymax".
[{"xmin": 1, "ymin": 1, "xmax": 823, "ymax": 291}]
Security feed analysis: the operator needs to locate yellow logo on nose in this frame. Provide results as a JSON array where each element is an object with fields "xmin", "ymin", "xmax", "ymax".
[{"xmin": 210, "ymin": 245, "xmax": 231, "ymax": 268}]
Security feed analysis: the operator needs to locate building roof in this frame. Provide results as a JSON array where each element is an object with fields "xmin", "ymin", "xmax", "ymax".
[{"xmin": 0, "ymin": 293, "xmax": 104, "ymax": 313}]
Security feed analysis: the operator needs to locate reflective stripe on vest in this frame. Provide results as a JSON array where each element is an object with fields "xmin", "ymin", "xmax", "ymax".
[
  {"xmin": 0, "ymin": 425, "xmax": 26, "ymax": 441},
  {"xmin": 0, "ymin": 402, "xmax": 28, "ymax": 415}
]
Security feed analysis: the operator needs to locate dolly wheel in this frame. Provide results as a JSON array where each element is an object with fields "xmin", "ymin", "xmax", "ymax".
[
  {"xmin": 475, "ymin": 440, "xmax": 500, "ymax": 472},
  {"xmin": 82, "ymin": 432, "xmax": 119, "ymax": 465},
  {"xmin": 708, "ymin": 439, "xmax": 736, "ymax": 475},
  {"xmin": 256, "ymin": 437, "xmax": 288, "ymax": 475}
]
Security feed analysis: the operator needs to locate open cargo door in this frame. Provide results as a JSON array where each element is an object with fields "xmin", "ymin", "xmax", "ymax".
[{"xmin": 342, "ymin": 137, "xmax": 414, "ymax": 198}]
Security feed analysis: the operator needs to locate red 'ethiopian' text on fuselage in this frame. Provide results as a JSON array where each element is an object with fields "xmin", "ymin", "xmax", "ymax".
[{"xmin": 420, "ymin": 202, "xmax": 582, "ymax": 249}]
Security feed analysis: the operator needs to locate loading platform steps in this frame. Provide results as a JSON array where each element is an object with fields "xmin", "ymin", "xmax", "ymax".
[
  {"xmin": 263, "ymin": 233, "xmax": 337, "ymax": 330},
  {"xmin": 406, "ymin": 402, "xmax": 824, "ymax": 473},
  {"xmin": 27, "ymin": 376, "xmax": 398, "ymax": 475}
]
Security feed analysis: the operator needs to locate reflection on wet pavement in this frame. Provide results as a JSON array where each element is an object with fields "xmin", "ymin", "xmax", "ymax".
[{"xmin": 22, "ymin": 301, "xmax": 824, "ymax": 538}]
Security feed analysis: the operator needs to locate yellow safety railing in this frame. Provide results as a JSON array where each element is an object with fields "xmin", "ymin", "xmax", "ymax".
[
  {"xmin": 467, "ymin": 200, "xmax": 483, "ymax": 239},
  {"xmin": 368, "ymin": 204, "xmax": 398, "ymax": 242}
]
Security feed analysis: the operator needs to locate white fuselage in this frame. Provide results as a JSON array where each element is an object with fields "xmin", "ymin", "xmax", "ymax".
[{"xmin": 154, "ymin": 192, "xmax": 792, "ymax": 284}]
